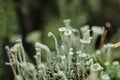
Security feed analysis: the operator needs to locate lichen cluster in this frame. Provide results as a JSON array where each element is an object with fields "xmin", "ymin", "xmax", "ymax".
[{"xmin": 5, "ymin": 19, "xmax": 120, "ymax": 80}]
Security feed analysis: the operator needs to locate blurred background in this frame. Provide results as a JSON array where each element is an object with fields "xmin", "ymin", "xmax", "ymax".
[{"xmin": 0, "ymin": 0, "xmax": 120, "ymax": 79}]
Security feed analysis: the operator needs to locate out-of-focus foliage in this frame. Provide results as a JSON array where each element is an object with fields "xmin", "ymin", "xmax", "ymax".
[
  {"xmin": 0, "ymin": 0, "xmax": 18, "ymax": 79},
  {"xmin": 58, "ymin": 0, "xmax": 90, "ymax": 27},
  {"xmin": 0, "ymin": 0, "xmax": 18, "ymax": 38},
  {"xmin": 57, "ymin": 0, "xmax": 103, "ymax": 28},
  {"xmin": 26, "ymin": 31, "xmax": 42, "ymax": 44}
]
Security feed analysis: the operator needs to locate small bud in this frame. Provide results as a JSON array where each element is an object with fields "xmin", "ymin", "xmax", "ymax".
[
  {"xmin": 76, "ymin": 50, "xmax": 82, "ymax": 54},
  {"xmin": 79, "ymin": 53, "xmax": 87, "ymax": 58},
  {"xmin": 113, "ymin": 61, "xmax": 119, "ymax": 65},
  {"xmin": 104, "ymin": 62, "xmax": 110, "ymax": 66},
  {"xmin": 68, "ymin": 51, "xmax": 73, "ymax": 55},
  {"xmin": 96, "ymin": 50, "xmax": 101, "ymax": 55},
  {"xmin": 60, "ymin": 55, "xmax": 66, "ymax": 60},
  {"xmin": 58, "ymin": 27, "xmax": 66, "ymax": 32},
  {"xmin": 101, "ymin": 74, "xmax": 110, "ymax": 80},
  {"xmin": 48, "ymin": 32, "xmax": 52, "ymax": 37},
  {"xmin": 68, "ymin": 48, "xmax": 74, "ymax": 55}
]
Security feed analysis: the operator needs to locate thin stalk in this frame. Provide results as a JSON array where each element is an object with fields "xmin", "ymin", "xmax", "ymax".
[
  {"xmin": 48, "ymin": 32, "xmax": 60, "ymax": 60},
  {"xmin": 17, "ymin": 39, "xmax": 26, "ymax": 63}
]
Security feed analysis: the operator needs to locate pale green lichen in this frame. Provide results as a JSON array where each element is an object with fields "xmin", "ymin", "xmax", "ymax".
[{"xmin": 5, "ymin": 19, "xmax": 120, "ymax": 80}]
